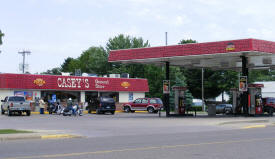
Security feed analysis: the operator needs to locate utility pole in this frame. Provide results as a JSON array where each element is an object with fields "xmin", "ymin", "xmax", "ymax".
[
  {"xmin": 202, "ymin": 68, "xmax": 205, "ymax": 111},
  {"xmin": 165, "ymin": 32, "xmax": 168, "ymax": 46},
  {"xmin": 18, "ymin": 50, "xmax": 31, "ymax": 74}
]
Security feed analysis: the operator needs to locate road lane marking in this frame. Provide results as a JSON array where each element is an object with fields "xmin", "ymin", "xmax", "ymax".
[
  {"xmin": 4, "ymin": 137, "xmax": 275, "ymax": 159},
  {"xmin": 242, "ymin": 125, "xmax": 266, "ymax": 129},
  {"xmin": 41, "ymin": 134, "xmax": 78, "ymax": 139}
]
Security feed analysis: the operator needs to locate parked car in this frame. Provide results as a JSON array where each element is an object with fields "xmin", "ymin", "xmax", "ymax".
[
  {"xmin": 87, "ymin": 97, "xmax": 116, "ymax": 115},
  {"xmin": 1, "ymin": 96, "xmax": 31, "ymax": 116},
  {"xmin": 123, "ymin": 98, "xmax": 163, "ymax": 113},
  {"xmin": 215, "ymin": 104, "xmax": 233, "ymax": 114},
  {"xmin": 262, "ymin": 97, "xmax": 275, "ymax": 116}
]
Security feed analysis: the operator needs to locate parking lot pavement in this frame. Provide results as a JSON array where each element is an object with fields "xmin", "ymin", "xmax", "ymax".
[{"xmin": 0, "ymin": 113, "xmax": 275, "ymax": 139}]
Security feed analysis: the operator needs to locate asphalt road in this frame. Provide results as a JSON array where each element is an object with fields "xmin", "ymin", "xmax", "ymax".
[{"xmin": 1, "ymin": 113, "xmax": 275, "ymax": 159}]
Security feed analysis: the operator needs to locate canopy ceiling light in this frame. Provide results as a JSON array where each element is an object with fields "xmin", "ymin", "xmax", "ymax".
[
  {"xmin": 220, "ymin": 61, "xmax": 229, "ymax": 67},
  {"xmin": 191, "ymin": 59, "xmax": 200, "ymax": 65},
  {"xmin": 262, "ymin": 58, "xmax": 272, "ymax": 64}
]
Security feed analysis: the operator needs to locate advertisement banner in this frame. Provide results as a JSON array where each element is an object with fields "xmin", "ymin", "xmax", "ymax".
[
  {"xmin": 0, "ymin": 74, "xmax": 149, "ymax": 92},
  {"xmin": 163, "ymin": 80, "xmax": 170, "ymax": 94},
  {"xmin": 128, "ymin": 92, "xmax": 133, "ymax": 102},
  {"xmin": 239, "ymin": 76, "xmax": 247, "ymax": 92}
]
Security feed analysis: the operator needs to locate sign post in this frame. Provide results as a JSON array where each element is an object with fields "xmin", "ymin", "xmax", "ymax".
[
  {"xmin": 239, "ymin": 76, "xmax": 247, "ymax": 92},
  {"xmin": 163, "ymin": 80, "xmax": 170, "ymax": 94}
]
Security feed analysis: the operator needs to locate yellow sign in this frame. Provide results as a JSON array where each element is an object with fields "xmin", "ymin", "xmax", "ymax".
[
  {"xmin": 34, "ymin": 78, "xmax": 46, "ymax": 86},
  {"xmin": 226, "ymin": 42, "xmax": 235, "ymax": 51},
  {"xmin": 121, "ymin": 81, "xmax": 130, "ymax": 88}
]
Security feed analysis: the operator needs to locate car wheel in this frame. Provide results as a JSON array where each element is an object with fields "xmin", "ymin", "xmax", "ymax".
[
  {"xmin": 153, "ymin": 110, "xmax": 158, "ymax": 113},
  {"xmin": 147, "ymin": 107, "xmax": 154, "ymax": 113},
  {"xmin": 269, "ymin": 108, "xmax": 273, "ymax": 116},
  {"xmin": 225, "ymin": 110, "xmax": 230, "ymax": 115},
  {"xmin": 18, "ymin": 111, "xmax": 22, "ymax": 116},
  {"xmin": 96, "ymin": 109, "xmax": 101, "ymax": 114},
  {"xmin": 1, "ymin": 107, "xmax": 5, "ymax": 115},
  {"xmin": 124, "ymin": 106, "xmax": 131, "ymax": 113},
  {"xmin": 26, "ymin": 110, "xmax": 31, "ymax": 116},
  {"xmin": 111, "ymin": 111, "xmax": 115, "ymax": 115},
  {"xmin": 8, "ymin": 109, "xmax": 12, "ymax": 116}
]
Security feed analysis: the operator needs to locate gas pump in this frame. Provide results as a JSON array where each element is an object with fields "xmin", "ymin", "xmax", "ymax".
[
  {"xmin": 231, "ymin": 84, "xmax": 263, "ymax": 115},
  {"xmin": 173, "ymin": 86, "xmax": 187, "ymax": 115},
  {"xmin": 248, "ymin": 84, "xmax": 263, "ymax": 115}
]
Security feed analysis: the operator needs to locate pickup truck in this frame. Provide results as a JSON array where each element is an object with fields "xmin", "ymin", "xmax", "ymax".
[{"xmin": 1, "ymin": 96, "xmax": 31, "ymax": 116}]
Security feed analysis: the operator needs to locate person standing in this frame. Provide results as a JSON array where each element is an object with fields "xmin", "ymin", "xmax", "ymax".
[{"xmin": 39, "ymin": 98, "xmax": 45, "ymax": 114}]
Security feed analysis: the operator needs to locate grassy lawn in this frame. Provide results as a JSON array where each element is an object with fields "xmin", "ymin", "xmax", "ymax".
[{"xmin": 0, "ymin": 129, "xmax": 33, "ymax": 134}]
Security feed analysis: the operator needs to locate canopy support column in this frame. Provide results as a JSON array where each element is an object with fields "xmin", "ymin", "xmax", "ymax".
[
  {"xmin": 241, "ymin": 56, "xmax": 249, "ymax": 115},
  {"xmin": 165, "ymin": 62, "xmax": 170, "ymax": 117}
]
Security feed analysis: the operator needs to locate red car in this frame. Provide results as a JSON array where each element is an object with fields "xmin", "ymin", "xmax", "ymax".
[
  {"xmin": 262, "ymin": 97, "xmax": 275, "ymax": 116},
  {"xmin": 123, "ymin": 98, "xmax": 163, "ymax": 113}
]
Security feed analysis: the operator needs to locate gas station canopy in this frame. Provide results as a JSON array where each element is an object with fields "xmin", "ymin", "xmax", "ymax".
[{"xmin": 108, "ymin": 39, "xmax": 275, "ymax": 70}]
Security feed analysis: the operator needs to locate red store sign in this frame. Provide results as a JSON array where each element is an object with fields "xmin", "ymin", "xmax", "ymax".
[{"xmin": 0, "ymin": 74, "xmax": 149, "ymax": 92}]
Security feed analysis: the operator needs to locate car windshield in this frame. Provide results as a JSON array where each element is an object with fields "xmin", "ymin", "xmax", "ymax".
[
  {"xmin": 101, "ymin": 98, "xmax": 115, "ymax": 103},
  {"xmin": 156, "ymin": 98, "xmax": 163, "ymax": 104},
  {"xmin": 9, "ymin": 96, "xmax": 25, "ymax": 102},
  {"xmin": 267, "ymin": 98, "xmax": 275, "ymax": 103}
]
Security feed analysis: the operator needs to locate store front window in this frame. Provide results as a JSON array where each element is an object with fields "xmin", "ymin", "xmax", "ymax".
[
  {"xmin": 41, "ymin": 91, "xmax": 80, "ymax": 106},
  {"xmin": 14, "ymin": 91, "xmax": 33, "ymax": 101}
]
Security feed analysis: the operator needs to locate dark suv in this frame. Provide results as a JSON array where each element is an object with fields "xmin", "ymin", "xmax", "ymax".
[
  {"xmin": 87, "ymin": 97, "xmax": 116, "ymax": 115},
  {"xmin": 123, "ymin": 98, "xmax": 163, "ymax": 113}
]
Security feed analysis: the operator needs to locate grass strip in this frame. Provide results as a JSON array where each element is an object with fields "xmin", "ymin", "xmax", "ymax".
[{"xmin": 0, "ymin": 129, "xmax": 33, "ymax": 134}]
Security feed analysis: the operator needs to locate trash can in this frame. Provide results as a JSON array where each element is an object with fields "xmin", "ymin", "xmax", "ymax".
[
  {"xmin": 40, "ymin": 108, "xmax": 44, "ymax": 114},
  {"xmin": 207, "ymin": 104, "xmax": 216, "ymax": 116}
]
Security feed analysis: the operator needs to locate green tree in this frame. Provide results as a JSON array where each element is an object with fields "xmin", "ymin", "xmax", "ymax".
[
  {"xmin": 0, "ymin": 30, "xmax": 4, "ymax": 45},
  {"xmin": 60, "ymin": 47, "xmax": 109, "ymax": 76},
  {"xmin": 106, "ymin": 34, "xmax": 150, "ymax": 78},
  {"xmin": 107, "ymin": 34, "xmax": 167, "ymax": 98},
  {"xmin": 60, "ymin": 57, "xmax": 79, "ymax": 73},
  {"xmin": 249, "ymin": 69, "xmax": 275, "ymax": 82},
  {"xmin": 106, "ymin": 34, "xmax": 149, "ymax": 51},
  {"xmin": 78, "ymin": 46, "xmax": 109, "ymax": 75},
  {"xmin": 41, "ymin": 67, "xmax": 62, "ymax": 75}
]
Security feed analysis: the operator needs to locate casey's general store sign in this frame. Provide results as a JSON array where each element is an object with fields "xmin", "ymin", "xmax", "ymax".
[{"xmin": 0, "ymin": 74, "xmax": 149, "ymax": 92}]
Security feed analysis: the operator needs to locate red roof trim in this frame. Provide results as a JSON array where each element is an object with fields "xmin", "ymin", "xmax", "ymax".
[{"xmin": 108, "ymin": 38, "xmax": 275, "ymax": 62}]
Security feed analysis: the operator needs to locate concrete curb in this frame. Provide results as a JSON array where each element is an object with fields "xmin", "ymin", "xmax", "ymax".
[{"xmin": 0, "ymin": 133, "xmax": 82, "ymax": 141}]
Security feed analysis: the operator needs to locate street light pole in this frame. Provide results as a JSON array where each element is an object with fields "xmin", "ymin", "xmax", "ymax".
[{"xmin": 18, "ymin": 50, "xmax": 31, "ymax": 74}]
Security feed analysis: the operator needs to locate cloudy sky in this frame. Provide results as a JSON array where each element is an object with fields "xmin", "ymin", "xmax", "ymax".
[{"xmin": 1, "ymin": 0, "xmax": 275, "ymax": 73}]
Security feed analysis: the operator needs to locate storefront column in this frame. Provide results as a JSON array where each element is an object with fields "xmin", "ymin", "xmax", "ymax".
[{"xmin": 80, "ymin": 91, "xmax": 85, "ymax": 103}]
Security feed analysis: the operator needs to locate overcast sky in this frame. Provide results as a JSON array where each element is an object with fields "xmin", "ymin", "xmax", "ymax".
[{"xmin": 1, "ymin": 0, "xmax": 275, "ymax": 73}]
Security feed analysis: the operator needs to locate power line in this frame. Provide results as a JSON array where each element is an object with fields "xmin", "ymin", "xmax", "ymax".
[{"xmin": 18, "ymin": 50, "xmax": 31, "ymax": 73}]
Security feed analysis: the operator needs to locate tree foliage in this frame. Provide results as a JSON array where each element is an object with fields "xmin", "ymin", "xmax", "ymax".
[{"xmin": 41, "ymin": 67, "xmax": 62, "ymax": 75}]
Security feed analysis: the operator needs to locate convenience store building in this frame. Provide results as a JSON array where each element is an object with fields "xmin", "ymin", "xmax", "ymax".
[{"xmin": 0, "ymin": 73, "xmax": 149, "ymax": 110}]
